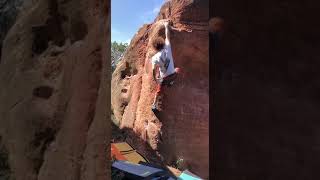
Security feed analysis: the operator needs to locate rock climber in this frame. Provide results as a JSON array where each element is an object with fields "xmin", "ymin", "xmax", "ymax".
[{"xmin": 150, "ymin": 20, "xmax": 180, "ymax": 113}]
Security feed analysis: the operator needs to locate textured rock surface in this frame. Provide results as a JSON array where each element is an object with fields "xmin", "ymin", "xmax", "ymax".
[
  {"xmin": 213, "ymin": 0, "xmax": 320, "ymax": 179},
  {"xmin": 112, "ymin": 0, "xmax": 209, "ymax": 178},
  {"xmin": 0, "ymin": 0, "xmax": 110, "ymax": 180},
  {"xmin": 0, "ymin": 136, "xmax": 10, "ymax": 179},
  {"xmin": 0, "ymin": 0, "xmax": 22, "ymax": 63},
  {"xmin": 0, "ymin": 0, "xmax": 23, "ymax": 43}
]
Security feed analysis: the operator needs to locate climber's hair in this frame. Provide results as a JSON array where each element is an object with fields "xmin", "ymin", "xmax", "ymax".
[{"xmin": 152, "ymin": 37, "xmax": 165, "ymax": 51}]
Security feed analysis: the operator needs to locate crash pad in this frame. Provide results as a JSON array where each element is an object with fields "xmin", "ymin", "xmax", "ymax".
[
  {"xmin": 178, "ymin": 170, "xmax": 203, "ymax": 180},
  {"xmin": 112, "ymin": 160, "xmax": 166, "ymax": 179},
  {"xmin": 111, "ymin": 142, "xmax": 148, "ymax": 163}
]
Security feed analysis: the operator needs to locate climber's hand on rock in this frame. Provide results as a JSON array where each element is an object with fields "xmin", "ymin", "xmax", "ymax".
[
  {"xmin": 162, "ymin": 19, "xmax": 169, "ymax": 23},
  {"xmin": 163, "ymin": 21, "xmax": 169, "ymax": 27}
]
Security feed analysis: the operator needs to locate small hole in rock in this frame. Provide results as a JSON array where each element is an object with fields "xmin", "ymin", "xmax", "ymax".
[
  {"xmin": 71, "ymin": 20, "xmax": 88, "ymax": 42},
  {"xmin": 121, "ymin": 89, "xmax": 128, "ymax": 93},
  {"xmin": 121, "ymin": 102, "xmax": 128, "ymax": 108},
  {"xmin": 31, "ymin": 0, "xmax": 66, "ymax": 55},
  {"xmin": 32, "ymin": 25, "xmax": 49, "ymax": 54},
  {"xmin": 33, "ymin": 86, "xmax": 54, "ymax": 99}
]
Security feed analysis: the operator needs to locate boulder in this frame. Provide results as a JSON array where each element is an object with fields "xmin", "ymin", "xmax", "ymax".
[
  {"xmin": 0, "ymin": 0, "xmax": 110, "ymax": 179},
  {"xmin": 112, "ymin": 0, "xmax": 209, "ymax": 178}
]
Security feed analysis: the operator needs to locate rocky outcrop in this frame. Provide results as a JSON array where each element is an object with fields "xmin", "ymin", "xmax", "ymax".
[
  {"xmin": 213, "ymin": 0, "xmax": 320, "ymax": 179},
  {"xmin": 0, "ymin": 0, "xmax": 109, "ymax": 179},
  {"xmin": 112, "ymin": 0, "xmax": 209, "ymax": 178}
]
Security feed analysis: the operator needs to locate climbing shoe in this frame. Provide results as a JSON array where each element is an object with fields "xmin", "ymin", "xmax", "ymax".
[{"xmin": 152, "ymin": 104, "xmax": 160, "ymax": 114}]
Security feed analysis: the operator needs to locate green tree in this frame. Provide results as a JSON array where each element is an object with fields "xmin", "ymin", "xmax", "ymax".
[{"xmin": 111, "ymin": 41, "xmax": 129, "ymax": 72}]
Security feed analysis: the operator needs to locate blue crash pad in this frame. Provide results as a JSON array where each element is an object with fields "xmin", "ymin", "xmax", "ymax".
[
  {"xmin": 178, "ymin": 170, "xmax": 202, "ymax": 180},
  {"xmin": 112, "ymin": 160, "xmax": 165, "ymax": 178}
]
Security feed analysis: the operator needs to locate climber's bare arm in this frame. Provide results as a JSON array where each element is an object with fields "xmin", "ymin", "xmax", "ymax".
[
  {"xmin": 152, "ymin": 64, "xmax": 161, "ymax": 83},
  {"xmin": 164, "ymin": 21, "xmax": 170, "ymax": 45},
  {"xmin": 152, "ymin": 63, "xmax": 156, "ymax": 80}
]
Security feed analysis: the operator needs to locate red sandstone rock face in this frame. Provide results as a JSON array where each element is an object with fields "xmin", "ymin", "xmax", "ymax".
[
  {"xmin": 112, "ymin": 0, "xmax": 209, "ymax": 178},
  {"xmin": 0, "ymin": 0, "xmax": 109, "ymax": 179}
]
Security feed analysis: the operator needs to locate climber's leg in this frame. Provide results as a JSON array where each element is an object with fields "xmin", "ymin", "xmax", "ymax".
[
  {"xmin": 152, "ymin": 69, "xmax": 180, "ymax": 113},
  {"xmin": 152, "ymin": 84, "xmax": 163, "ymax": 112},
  {"xmin": 165, "ymin": 68, "xmax": 179, "ymax": 87}
]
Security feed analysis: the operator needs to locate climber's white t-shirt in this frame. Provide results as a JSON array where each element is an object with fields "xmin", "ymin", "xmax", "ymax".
[{"xmin": 151, "ymin": 41, "xmax": 175, "ymax": 78}]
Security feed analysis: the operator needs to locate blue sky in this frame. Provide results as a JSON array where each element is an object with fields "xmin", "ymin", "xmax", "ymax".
[{"xmin": 111, "ymin": 0, "xmax": 165, "ymax": 44}]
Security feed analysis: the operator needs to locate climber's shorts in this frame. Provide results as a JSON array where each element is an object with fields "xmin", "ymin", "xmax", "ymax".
[{"xmin": 156, "ymin": 72, "xmax": 178, "ymax": 95}]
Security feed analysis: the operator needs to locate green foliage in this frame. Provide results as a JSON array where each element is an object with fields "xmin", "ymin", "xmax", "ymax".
[
  {"xmin": 171, "ymin": 156, "xmax": 186, "ymax": 171},
  {"xmin": 112, "ymin": 41, "xmax": 128, "ymax": 53},
  {"xmin": 176, "ymin": 157, "xmax": 184, "ymax": 170},
  {"xmin": 111, "ymin": 41, "xmax": 129, "ymax": 72}
]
